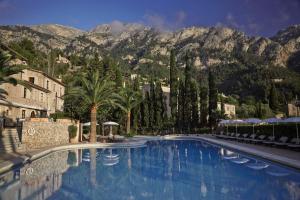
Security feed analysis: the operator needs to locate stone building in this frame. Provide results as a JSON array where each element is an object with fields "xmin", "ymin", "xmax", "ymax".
[
  {"xmin": 217, "ymin": 102, "xmax": 236, "ymax": 119},
  {"xmin": 287, "ymin": 101, "xmax": 300, "ymax": 117},
  {"xmin": 0, "ymin": 68, "xmax": 65, "ymax": 122}
]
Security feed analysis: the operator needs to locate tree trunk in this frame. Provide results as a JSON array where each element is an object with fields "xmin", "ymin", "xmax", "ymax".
[
  {"xmin": 126, "ymin": 111, "xmax": 131, "ymax": 134},
  {"xmin": 90, "ymin": 105, "xmax": 97, "ymax": 143}
]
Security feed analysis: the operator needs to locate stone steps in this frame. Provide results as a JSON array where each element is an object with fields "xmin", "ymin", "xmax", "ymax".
[{"xmin": 0, "ymin": 128, "xmax": 23, "ymax": 153}]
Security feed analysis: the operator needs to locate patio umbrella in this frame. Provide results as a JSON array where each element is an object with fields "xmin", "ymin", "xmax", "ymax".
[
  {"xmin": 283, "ymin": 117, "xmax": 300, "ymax": 141},
  {"xmin": 231, "ymin": 119, "xmax": 244, "ymax": 134},
  {"xmin": 102, "ymin": 121, "xmax": 119, "ymax": 137},
  {"xmin": 244, "ymin": 118, "xmax": 263, "ymax": 134},
  {"xmin": 219, "ymin": 120, "xmax": 231, "ymax": 134},
  {"xmin": 264, "ymin": 118, "xmax": 283, "ymax": 138}
]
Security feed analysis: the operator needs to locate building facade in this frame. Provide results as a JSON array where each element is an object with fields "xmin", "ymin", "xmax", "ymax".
[
  {"xmin": 287, "ymin": 102, "xmax": 300, "ymax": 117},
  {"xmin": 0, "ymin": 68, "xmax": 65, "ymax": 122},
  {"xmin": 217, "ymin": 102, "xmax": 236, "ymax": 119}
]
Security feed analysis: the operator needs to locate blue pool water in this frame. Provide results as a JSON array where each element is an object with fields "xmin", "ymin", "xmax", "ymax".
[{"xmin": 0, "ymin": 140, "xmax": 300, "ymax": 200}]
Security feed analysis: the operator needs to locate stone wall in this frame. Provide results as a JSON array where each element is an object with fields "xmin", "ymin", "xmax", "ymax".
[{"xmin": 22, "ymin": 120, "xmax": 79, "ymax": 149}]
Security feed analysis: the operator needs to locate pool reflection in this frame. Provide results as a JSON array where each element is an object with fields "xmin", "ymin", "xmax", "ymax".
[{"xmin": 0, "ymin": 140, "xmax": 299, "ymax": 200}]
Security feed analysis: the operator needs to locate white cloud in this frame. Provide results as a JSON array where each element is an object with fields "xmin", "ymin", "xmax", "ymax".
[
  {"xmin": 110, "ymin": 20, "xmax": 127, "ymax": 35},
  {"xmin": 144, "ymin": 11, "xmax": 187, "ymax": 32}
]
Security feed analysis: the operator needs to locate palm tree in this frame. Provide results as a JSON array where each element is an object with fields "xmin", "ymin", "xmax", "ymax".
[
  {"xmin": 67, "ymin": 69, "xmax": 115, "ymax": 142},
  {"xmin": 114, "ymin": 87, "xmax": 142, "ymax": 134},
  {"xmin": 0, "ymin": 50, "xmax": 27, "ymax": 100}
]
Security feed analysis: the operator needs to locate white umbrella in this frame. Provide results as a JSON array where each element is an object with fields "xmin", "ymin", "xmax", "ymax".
[
  {"xmin": 231, "ymin": 119, "xmax": 244, "ymax": 134},
  {"xmin": 283, "ymin": 117, "xmax": 300, "ymax": 141},
  {"xmin": 102, "ymin": 121, "xmax": 119, "ymax": 137},
  {"xmin": 264, "ymin": 118, "xmax": 283, "ymax": 138},
  {"xmin": 219, "ymin": 120, "xmax": 231, "ymax": 134},
  {"xmin": 244, "ymin": 118, "xmax": 263, "ymax": 134},
  {"xmin": 83, "ymin": 122, "xmax": 99, "ymax": 126},
  {"xmin": 102, "ymin": 121, "xmax": 119, "ymax": 126}
]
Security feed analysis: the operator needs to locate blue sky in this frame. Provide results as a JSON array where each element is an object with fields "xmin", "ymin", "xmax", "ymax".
[{"xmin": 0, "ymin": 0, "xmax": 299, "ymax": 36}]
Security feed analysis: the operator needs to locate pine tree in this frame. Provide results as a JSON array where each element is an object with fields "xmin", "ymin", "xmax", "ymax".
[
  {"xmin": 269, "ymin": 84, "xmax": 279, "ymax": 111},
  {"xmin": 169, "ymin": 49, "xmax": 178, "ymax": 123},
  {"xmin": 200, "ymin": 86, "xmax": 208, "ymax": 127}
]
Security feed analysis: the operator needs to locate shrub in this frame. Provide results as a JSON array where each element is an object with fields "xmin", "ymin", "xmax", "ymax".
[{"xmin": 68, "ymin": 125, "xmax": 77, "ymax": 139}]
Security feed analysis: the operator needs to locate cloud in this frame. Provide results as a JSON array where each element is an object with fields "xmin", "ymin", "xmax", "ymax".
[
  {"xmin": 144, "ymin": 11, "xmax": 187, "ymax": 32},
  {"xmin": 110, "ymin": 20, "xmax": 127, "ymax": 35},
  {"xmin": 144, "ymin": 13, "xmax": 166, "ymax": 31}
]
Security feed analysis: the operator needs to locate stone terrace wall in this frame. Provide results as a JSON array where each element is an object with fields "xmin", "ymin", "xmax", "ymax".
[{"xmin": 22, "ymin": 119, "xmax": 79, "ymax": 149}]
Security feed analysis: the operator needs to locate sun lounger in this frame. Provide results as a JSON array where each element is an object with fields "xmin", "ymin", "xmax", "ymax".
[
  {"xmin": 251, "ymin": 135, "xmax": 266, "ymax": 143},
  {"xmin": 262, "ymin": 136, "xmax": 275, "ymax": 145},
  {"xmin": 287, "ymin": 138, "xmax": 300, "ymax": 150},
  {"xmin": 273, "ymin": 136, "xmax": 289, "ymax": 147},
  {"xmin": 232, "ymin": 133, "xmax": 241, "ymax": 140},
  {"xmin": 237, "ymin": 133, "xmax": 249, "ymax": 142},
  {"xmin": 243, "ymin": 134, "xmax": 257, "ymax": 142}
]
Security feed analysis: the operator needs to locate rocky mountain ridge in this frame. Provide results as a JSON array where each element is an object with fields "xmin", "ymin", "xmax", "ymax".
[{"xmin": 0, "ymin": 23, "xmax": 300, "ymax": 70}]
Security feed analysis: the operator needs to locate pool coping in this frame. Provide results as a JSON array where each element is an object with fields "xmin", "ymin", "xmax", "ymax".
[
  {"xmin": 163, "ymin": 135, "xmax": 300, "ymax": 170},
  {"xmin": 0, "ymin": 135, "xmax": 299, "ymax": 174}
]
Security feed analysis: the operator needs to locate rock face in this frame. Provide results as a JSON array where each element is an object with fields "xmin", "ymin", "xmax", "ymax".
[{"xmin": 0, "ymin": 22, "xmax": 300, "ymax": 69}]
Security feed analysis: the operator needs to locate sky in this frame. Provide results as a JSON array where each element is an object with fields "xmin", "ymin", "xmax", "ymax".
[{"xmin": 0, "ymin": 0, "xmax": 300, "ymax": 37}]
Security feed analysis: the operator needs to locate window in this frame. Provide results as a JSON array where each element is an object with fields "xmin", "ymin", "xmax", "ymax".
[
  {"xmin": 53, "ymin": 84, "xmax": 56, "ymax": 92},
  {"xmin": 23, "ymin": 88, "xmax": 27, "ymax": 98},
  {"xmin": 46, "ymin": 80, "xmax": 49, "ymax": 89},
  {"xmin": 41, "ymin": 93, "xmax": 43, "ymax": 102},
  {"xmin": 22, "ymin": 110, "xmax": 26, "ymax": 119},
  {"xmin": 29, "ymin": 77, "xmax": 35, "ymax": 84},
  {"xmin": 60, "ymin": 87, "xmax": 62, "ymax": 97}
]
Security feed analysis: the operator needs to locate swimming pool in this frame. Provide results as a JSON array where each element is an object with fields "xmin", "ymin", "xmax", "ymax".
[{"xmin": 0, "ymin": 139, "xmax": 299, "ymax": 200}]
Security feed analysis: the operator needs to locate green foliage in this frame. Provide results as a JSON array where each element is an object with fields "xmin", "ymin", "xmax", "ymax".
[
  {"xmin": 169, "ymin": 49, "xmax": 179, "ymax": 122},
  {"xmin": 269, "ymin": 84, "xmax": 279, "ymax": 111},
  {"xmin": 68, "ymin": 125, "xmax": 77, "ymax": 139},
  {"xmin": 208, "ymin": 70, "xmax": 218, "ymax": 129},
  {"xmin": 200, "ymin": 86, "xmax": 208, "ymax": 127},
  {"xmin": 0, "ymin": 50, "xmax": 24, "ymax": 99}
]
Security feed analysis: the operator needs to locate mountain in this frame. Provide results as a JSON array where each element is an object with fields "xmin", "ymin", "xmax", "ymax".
[
  {"xmin": 1, "ymin": 23, "xmax": 299, "ymax": 69},
  {"xmin": 31, "ymin": 24, "xmax": 85, "ymax": 38},
  {"xmin": 0, "ymin": 22, "xmax": 299, "ymax": 101}
]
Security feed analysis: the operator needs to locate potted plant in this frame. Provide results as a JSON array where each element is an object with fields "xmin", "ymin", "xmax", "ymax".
[{"xmin": 68, "ymin": 125, "xmax": 78, "ymax": 143}]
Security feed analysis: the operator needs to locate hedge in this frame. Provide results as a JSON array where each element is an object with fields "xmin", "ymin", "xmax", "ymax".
[{"xmin": 220, "ymin": 123, "xmax": 299, "ymax": 138}]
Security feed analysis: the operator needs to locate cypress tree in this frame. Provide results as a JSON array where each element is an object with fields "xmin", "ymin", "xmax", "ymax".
[
  {"xmin": 208, "ymin": 70, "xmax": 218, "ymax": 131},
  {"xmin": 177, "ymin": 80, "xmax": 185, "ymax": 132},
  {"xmin": 169, "ymin": 49, "xmax": 178, "ymax": 123},
  {"xmin": 132, "ymin": 78, "xmax": 141, "ymax": 132},
  {"xmin": 146, "ymin": 91, "xmax": 153, "ymax": 129},
  {"xmin": 269, "ymin": 84, "xmax": 279, "ymax": 111},
  {"xmin": 155, "ymin": 82, "xmax": 164, "ymax": 128},
  {"xmin": 183, "ymin": 53, "xmax": 193, "ymax": 132},
  {"xmin": 200, "ymin": 86, "xmax": 208, "ymax": 127},
  {"xmin": 191, "ymin": 80, "xmax": 199, "ymax": 131}
]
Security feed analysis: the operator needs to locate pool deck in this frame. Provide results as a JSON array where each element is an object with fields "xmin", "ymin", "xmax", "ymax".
[{"xmin": 0, "ymin": 135, "xmax": 299, "ymax": 174}]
